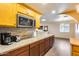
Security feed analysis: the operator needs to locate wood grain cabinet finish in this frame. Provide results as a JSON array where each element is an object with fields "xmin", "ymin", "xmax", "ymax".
[
  {"xmin": 3, "ymin": 45, "xmax": 29, "ymax": 56},
  {"xmin": 72, "ymin": 45, "xmax": 79, "ymax": 52},
  {"xmin": 49, "ymin": 36, "xmax": 54, "ymax": 48},
  {"xmin": 30, "ymin": 41, "xmax": 40, "ymax": 56},
  {"xmin": 72, "ymin": 52, "xmax": 79, "ymax": 56},
  {"xmin": 39, "ymin": 35, "xmax": 54, "ymax": 56},
  {"xmin": 0, "ymin": 3, "xmax": 41, "ymax": 28},
  {"xmin": 72, "ymin": 45, "xmax": 79, "ymax": 56},
  {"xmin": 1, "ymin": 35, "xmax": 54, "ymax": 56},
  {"xmin": 45, "ymin": 38, "xmax": 50, "ymax": 53},
  {"xmin": 39, "ymin": 39, "xmax": 45, "ymax": 56}
]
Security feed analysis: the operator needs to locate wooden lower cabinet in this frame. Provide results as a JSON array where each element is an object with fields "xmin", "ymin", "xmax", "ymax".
[
  {"xmin": 45, "ymin": 38, "xmax": 50, "ymax": 53},
  {"xmin": 72, "ymin": 52, "xmax": 79, "ymax": 56},
  {"xmin": 29, "ymin": 35, "xmax": 54, "ymax": 56},
  {"xmin": 72, "ymin": 45, "xmax": 79, "ymax": 52},
  {"xmin": 72, "ymin": 45, "xmax": 79, "ymax": 56},
  {"xmin": 30, "ymin": 41, "xmax": 40, "ymax": 56},
  {"xmin": 40, "ymin": 39, "xmax": 45, "ymax": 56},
  {"xmin": 39, "ymin": 35, "xmax": 54, "ymax": 56},
  {"xmin": 3, "ymin": 45, "xmax": 29, "ymax": 56},
  {"xmin": 49, "ymin": 36, "xmax": 54, "ymax": 48},
  {"xmin": 1, "ymin": 35, "xmax": 54, "ymax": 56}
]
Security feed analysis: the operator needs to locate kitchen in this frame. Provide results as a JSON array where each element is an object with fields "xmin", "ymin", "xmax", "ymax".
[{"xmin": 0, "ymin": 3, "xmax": 79, "ymax": 56}]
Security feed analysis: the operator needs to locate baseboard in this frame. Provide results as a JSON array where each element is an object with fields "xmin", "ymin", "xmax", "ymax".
[{"xmin": 55, "ymin": 37, "xmax": 69, "ymax": 40}]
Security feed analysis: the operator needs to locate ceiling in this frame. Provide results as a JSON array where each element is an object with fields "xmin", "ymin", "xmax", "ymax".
[
  {"xmin": 27, "ymin": 3, "xmax": 78, "ymax": 14},
  {"xmin": 27, "ymin": 3, "xmax": 79, "ymax": 22}
]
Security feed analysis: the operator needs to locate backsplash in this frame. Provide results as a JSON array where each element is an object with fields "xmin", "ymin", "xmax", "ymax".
[{"xmin": 0, "ymin": 28, "xmax": 34, "ymax": 35}]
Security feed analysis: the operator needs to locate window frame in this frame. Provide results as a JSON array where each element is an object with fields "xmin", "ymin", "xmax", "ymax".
[{"xmin": 60, "ymin": 23, "xmax": 70, "ymax": 32}]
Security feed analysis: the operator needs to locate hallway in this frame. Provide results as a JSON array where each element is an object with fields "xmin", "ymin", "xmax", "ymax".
[{"xmin": 45, "ymin": 38, "xmax": 71, "ymax": 56}]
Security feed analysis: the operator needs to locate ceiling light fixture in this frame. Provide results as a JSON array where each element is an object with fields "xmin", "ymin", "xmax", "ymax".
[
  {"xmin": 52, "ymin": 10, "xmax": 56, "ymax": 14},
  {"xmin": 41, "ymin": 19, "xmax": 46, "ymax": 21}
]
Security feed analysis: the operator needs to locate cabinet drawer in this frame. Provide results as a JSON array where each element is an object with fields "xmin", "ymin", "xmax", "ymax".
[
  {"xmin": 4, "ymin": 45, "xmax": 29, "ymax": 56},
  {"xmin": 30, "ymin": 41, "xmax": 40, "ymax": 56},
  {"xmin": 30, "ymin": 41, "xmax": 40, "ymax": 48},
  {"xmin": 72, "ymin": 45, "xmax": 79, "ymax": 52},
  {"xmin": 30, "ymin": 45, "xmax": 40, "ymax": 56},
  {"xmin": 72, "ymin": 52, "xmax": 79, "ymax": 56},
  {"xmin": 40, "ymin": 39, "xmax": 45, "ymax": 56},
  {"xmin": 17, "ymin": 50, "xmax": 29, "ymax": 56}
]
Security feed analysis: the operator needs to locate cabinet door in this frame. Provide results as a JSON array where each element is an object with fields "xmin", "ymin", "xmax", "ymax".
[
  {"xmin": 72, "ymin": 45, "xmax": 79, "ymax": 56},
  {"xmin": 17, "ymin": 50, "xmax": 29, "ymax": 56},
  {"xmin": 0, "ymin": 3, "xmax": 17, "ymax": 27},
  {"xmin": 3, "ymin": 45, "xmax": 29, "ymax": 56},
  {"xmin": 45, "ymin": 38, "xmax": 50, "ymax": 53},
  {"xmin": 35, "ymin": 14, "xmax": 41, "ymax": 28},
  {"xmin": 30, "ymin": 41, "xmax": 40, "ymax": 56},
  {"xmin": 40, "ymin": 39, "xmax": 45, "ymax": 56},
  {"xmin": 72, "ymin": 52, "xmax": 79, "ymax": 56},
  {"xmin": 49, "ymin": 36, "xmax": 54, "ymax": 48},
  {"xmin": 17, "ymin": 4, "xmax": 34, "ymax": 17},
  {"xmin": 72, "ymin": 45, "xmax": 79, "ymax": 52},
  {"xmin": 52, "ymin": 36, "xmax": 54, "ymax": 46},
  {"xmin": 50, "ymin": 37, "xmax": 52, "ymax": 48},
  {"xmin": 17, "ymin": 4, "xmax": 27, "ymax": 14}
]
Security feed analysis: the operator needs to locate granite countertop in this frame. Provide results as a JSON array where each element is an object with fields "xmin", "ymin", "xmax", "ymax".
[
  {"xmin": 70, "ymin": 37, "xmax": 79, "ymax": 46},
  {"xmin": 0, "ymin": 33, "xmax": 53, "ymax": 55}
]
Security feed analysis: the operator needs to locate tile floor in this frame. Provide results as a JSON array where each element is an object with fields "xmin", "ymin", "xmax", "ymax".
[{"xmin": 45, "ymin": 38, "xmax": 71, "ymax": 56}]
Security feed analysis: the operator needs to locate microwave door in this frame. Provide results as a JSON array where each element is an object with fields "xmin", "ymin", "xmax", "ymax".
[
  {"xmin": 19, "ymin": 17, "xmax": 28, "ymax": 25},
  {"xmin": 17, "ymin": 15, "xmax": 34, "ymax": 27}
]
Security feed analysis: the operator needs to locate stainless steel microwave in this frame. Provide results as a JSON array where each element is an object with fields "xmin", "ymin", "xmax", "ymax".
[{"xmin": 17, "ymin": 14, "xmax": 36, "ymax": 28}]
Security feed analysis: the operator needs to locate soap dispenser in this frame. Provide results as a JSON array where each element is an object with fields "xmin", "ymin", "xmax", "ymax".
[{"xmin": 33, "ymin": 29, "xmax": 38, "ymax": 37}]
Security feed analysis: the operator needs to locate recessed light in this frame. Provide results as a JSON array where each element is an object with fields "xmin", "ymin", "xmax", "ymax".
[
  {"xmin": 52, "ymin": 10, "xmax": 56, "ymax": 14},
  {"xmin": 41, "ymin": 19, "xmax": 46, "ymax": 21}
]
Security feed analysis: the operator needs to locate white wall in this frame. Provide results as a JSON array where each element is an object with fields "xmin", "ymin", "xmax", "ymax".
[{"xmin": 41, "ymin": 21, "xmax": 75, "ymax": 38}]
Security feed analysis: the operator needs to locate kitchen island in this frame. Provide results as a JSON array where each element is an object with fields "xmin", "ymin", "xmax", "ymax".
[
  {"xmin": 70, "ymin": 38, "xmax": 79, "ymax": 56},
  {"xmin": 0, "ymin": 33, "xmax": 54, "ymax": 56}
]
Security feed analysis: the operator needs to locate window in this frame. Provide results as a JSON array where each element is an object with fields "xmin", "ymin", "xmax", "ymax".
[
  {"xmin": 60, "ymin": 23, "xmax": 70, "ymax": 32},
  {"xmin": 75, "ymin": 24, "xmax": 79, "ymax": 32}
]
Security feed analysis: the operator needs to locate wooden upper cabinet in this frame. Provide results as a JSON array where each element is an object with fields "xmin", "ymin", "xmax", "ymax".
[
  {"xmin": 17, "ymin": 4, "xmax": 27, "ymax": 13},
  {"xmin": 0, "ymin": 3, "xmax": 41, "ymax": 28},
  {"xmin": 0, "ymin": 3, "xmax": 17, "ymax": 27},
  {"xmin": 17, "ymin": 4, "xmax": 29, "ymax": 15},
  {"xmin": 17, "ymin": 3, "xmax": 41, "ymax": 28},
  {"xmin": 35, "ymin": 14, "xmax": 41, "ymax": 28},
  {"xmin": 17, "ymin": 4, "xmax": 35, "ymax": 17}
]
